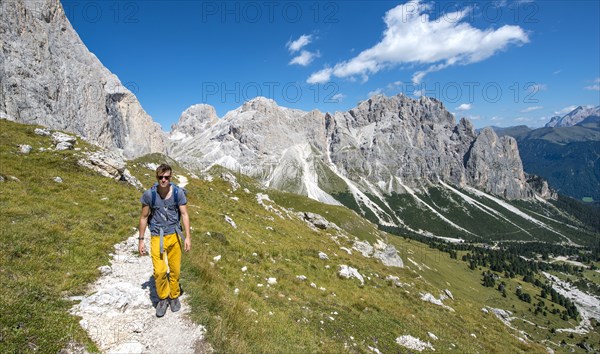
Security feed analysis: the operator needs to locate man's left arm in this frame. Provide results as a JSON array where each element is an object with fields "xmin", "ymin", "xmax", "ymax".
[{"xmin": 179, "ymin": 204, "xmax": 191, "ymax": 252}]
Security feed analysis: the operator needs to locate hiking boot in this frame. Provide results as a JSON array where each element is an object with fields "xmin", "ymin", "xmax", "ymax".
[
  {"xmin": 156, "ymin": 298, "xmax": 168, "ymax": 317},
  {"xmin": 170, "ymin": 297, "xmax": 181, "ymax": 312}
]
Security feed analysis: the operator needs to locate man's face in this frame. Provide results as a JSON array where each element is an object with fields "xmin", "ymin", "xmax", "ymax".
[{"xmin": 156, "ymin": 171, "xmax": 172, "ymax": 187}]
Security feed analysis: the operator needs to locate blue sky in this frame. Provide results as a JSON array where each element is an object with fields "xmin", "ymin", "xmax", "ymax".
[{"xmin": 65, "ymin": 0, "xmax": 600, "ymax": 130}]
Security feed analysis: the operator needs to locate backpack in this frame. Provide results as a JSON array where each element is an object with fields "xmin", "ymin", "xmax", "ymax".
[{"xmin": 149, "ymin": 182, "xmax": 186, "ymax": 253}]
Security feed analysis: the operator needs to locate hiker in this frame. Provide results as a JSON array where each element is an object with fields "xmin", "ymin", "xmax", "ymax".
[{"xmin": 138, "ymin": 164, "xmax": 191, "ymax": 317}]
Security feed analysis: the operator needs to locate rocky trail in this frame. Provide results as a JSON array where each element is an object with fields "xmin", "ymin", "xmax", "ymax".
[{"xmin": 70, "ymin": 175, "xmax": 208, "ymax": 353}]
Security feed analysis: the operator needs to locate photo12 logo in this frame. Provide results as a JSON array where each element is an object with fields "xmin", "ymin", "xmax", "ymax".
[
  {"xmin": 398, "ymin": 81, "xmax": 544, "ymax": 104},
  {"xmin": 200, "ymin": 81, "xmax": 342, "ymax": 105},
  {"xmin": 397, "ymin": 1, "xmax": 540, "ymax": 24},
  {"xmin": 200, "ymin": 1, "xmax": 339, "ymax": 23},
  {"xmin": 61, "ymin": 1, "xmax": 140, "ymax": 23}
]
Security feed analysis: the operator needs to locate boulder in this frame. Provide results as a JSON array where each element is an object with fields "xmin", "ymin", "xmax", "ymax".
[
  {"xmin": 301, "ymin": 212, "xmax": 340, "ymax": 230},
  {"xmin": 19, "ymin": 144, "xmax": 32, "ymax": 154},
  {"xmin": 78, "ymin": 150, "xmax": 143, "ymax": 189},
  {"xmin": 373, "ymin": 244, "xmax": 404, "ymax": 268},
  {"xmin": 338, "ymin": 265, "xmax": 364, "ymax": 284}
]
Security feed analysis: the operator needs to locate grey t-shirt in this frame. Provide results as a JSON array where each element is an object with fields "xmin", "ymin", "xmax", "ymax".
[{"xmin": 141, "ymin": 185, "xmax": 187, "ymax": 236}]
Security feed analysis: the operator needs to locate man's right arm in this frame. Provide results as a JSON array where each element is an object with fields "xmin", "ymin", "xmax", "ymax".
[{"xmin": 138, "ymin": 205, "xmax": 150, "ymax": 255}]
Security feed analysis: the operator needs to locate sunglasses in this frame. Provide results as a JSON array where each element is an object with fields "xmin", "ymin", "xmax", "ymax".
[{"xmin": 157, "ymin": 175, "xmax": 171, "ymax": 181}]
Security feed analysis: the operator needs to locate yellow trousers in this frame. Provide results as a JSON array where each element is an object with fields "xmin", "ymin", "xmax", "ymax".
[{"xmin": 150, "ymin": 233, "xmax": 182, "ymax": 300}]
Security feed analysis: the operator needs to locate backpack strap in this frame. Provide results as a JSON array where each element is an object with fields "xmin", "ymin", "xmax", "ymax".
[
  {"xmin": 151, "ymin": 182, "xmax": 158, "ymax": 208},
  {"xmin": 171, "ymin": 183, "xmax": 185, "ymax": 248}
]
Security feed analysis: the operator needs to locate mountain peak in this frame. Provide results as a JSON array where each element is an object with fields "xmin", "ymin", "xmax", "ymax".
[
  {"xmin": 170, "ymin": 104, "xmax": 219, "ymax": 138},
  {"xmin": 240, "ymin": 97, "xmax": 279, "ymax": 113},
  {"xmin": 545, "ymin": 105, "xmax": 600, "ymax": 127}
]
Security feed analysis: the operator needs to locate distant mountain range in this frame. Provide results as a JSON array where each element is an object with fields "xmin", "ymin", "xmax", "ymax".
[
  {"xmin": 491, "ymin": 106, "xmax": 600, "ymax": 202},
  {"xmin": 545, "ymin": 106, "xmax": 600, "ymax": 128}
]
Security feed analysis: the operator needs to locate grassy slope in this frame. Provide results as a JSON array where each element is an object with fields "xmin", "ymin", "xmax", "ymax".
[
  {"xmin": 2, "ymin": 119, "xmax": 596, "ymax": 353},
  {"xmin": 161, "ymin": 168, "xmax": 550, "ymax": 353},
  {"xmin": 0, "ymin": 119, "xmax": 140, "ymax": 352}
]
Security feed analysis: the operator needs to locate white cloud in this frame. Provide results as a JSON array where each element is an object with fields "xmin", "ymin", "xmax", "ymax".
[
  {"xmin": 287, "ymin": 34, "xmax": 313, "ymax": 53},
  {"xmin": 368, "ymin": 88, "xmax": 384, "ymax": 97},
  {"xmin": 307, "ymin": 0, "xmax": 528, "ymax": 84},
  {"xmin": 456, "ymin": 103, "xmax": 472, "ymax": 111},
  {"xmin": 514, "ymin": 117, "xmax": 530, "ymax": 122},
  {"xmin": 289, "ymin": 50, "xmax": 320, "ymax": 66},
  {"xmin": 583, "ymin": 77, "xmax": 599, "ymax": 91},
  {"xmin": 553, "ymin": 70, "xmax": 561, "ymax": 75},
  {"xmin": 466, "ymin": 115, "xmax": 481, "ymax": 120},
  {"xmin": 307, "ymin": 68, "xmax": 333, "ymax": 84},
  {"xmin": 520, "ymin": 106, "xmax": 543, "ymax": 113},
  {"xmin": 331, "ymin": 93, "xmax": 345, "ymax": 101},
  {"xmin": 554, "ymin": 105, "xmax": 577, "ymax": 116}
]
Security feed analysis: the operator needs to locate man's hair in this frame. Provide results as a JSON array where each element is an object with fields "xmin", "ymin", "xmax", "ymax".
[{"xmin": 156, "ymin": 164, "xmax": 172, "ymax": 176}]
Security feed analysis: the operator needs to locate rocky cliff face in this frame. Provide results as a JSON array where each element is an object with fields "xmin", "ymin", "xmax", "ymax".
[
  {"xmin": 0, "ymin": 0, "xmax": 165, "ymax": 158},
  {"xmin": 170, "ymin": 94, "xmax": 533, "ymax": 201},
  {"xmin": 465, "ymin": 128, "xmax": 528, "ymax": 199},
  {"xmin": 325, "ymin": 95, "xmax": 528, "ymax": 199}
]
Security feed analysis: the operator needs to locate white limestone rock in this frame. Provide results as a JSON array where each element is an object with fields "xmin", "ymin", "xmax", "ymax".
[
  {"xmin": 77, "ymin": 150, "xmax": 142, "ymax": 189},
  {"xmin": 385, "ymin": 275, "xmax": 407, "ymax": 287},
  {"xmin": 395, "ymin": 335, "xmax": 434, "ymax": 352},
  {"xmin": 98, "ymin": 265, "xmax": 112, "ymax": 276},
  {"xmin": 301, "ymin": 212, "xmax": 341, "ymax": 230},
  {"xmin": 373, "ymin": 244, "xmax": 404, "ymax": 268},
  {"xmin": 420, "ymin": 292, "xmax": 454, "ymax": 312},
  {"xmin": 224, "ymin": 215, "xmax": 237, "ymax": 229},
  {"xmin": 55, "ymin": 141, "xmax": 74, "ymax": 150},
  {"xmin": 352, "ymin": 240, "xmax": 374, "ymax": 258},
  {"xmin": 221, "ymin": 172, "xmax": 240, "ymax": 191},
  {"xmin": 34, "ymin": 128, "xmax": 51, "ymax": 136},
  {"xmin": 76, "ymin": 282, "xmax": 151, "ymax": 315},
  {"xmin": 52, "ymin": 132, "xmax": 76, "ymax": 145},
  {"xmin": 19, "ymin": 144, "xmax": 32, "ymax": 154},
  {"xmin": 338, "ymin": 265, "xmax": 364, "ymax": 285}
]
